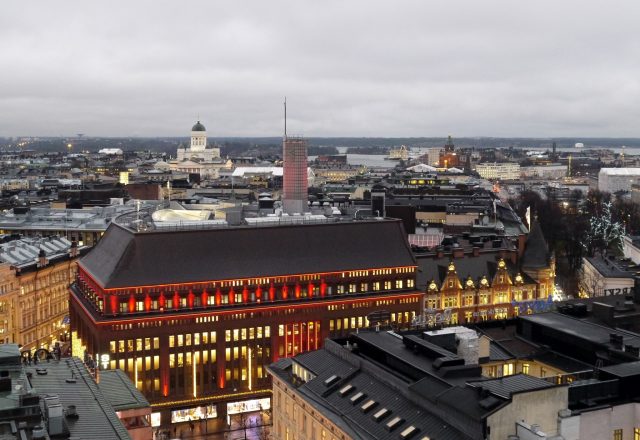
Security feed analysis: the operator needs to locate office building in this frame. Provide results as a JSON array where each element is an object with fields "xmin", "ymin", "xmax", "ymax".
[
  {"xmin": 69, "ymin": 218, "xmax": 423, "ymax": 427},
  {"xmin": 475, "ymin": 162, "xmax": 521, "ymax": 180},
  {"xmin": 282, "ymin": 136, "xmax": 308, "ymax": 214}
]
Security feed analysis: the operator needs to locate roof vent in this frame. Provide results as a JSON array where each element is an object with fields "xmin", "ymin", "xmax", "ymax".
[
  {"xmin": 339, "ymin": 384, "xmax": 354, "ymax": 396},
  {"xmin": 32, "ymin": 426, "xmax": 47, "ymax": 439},
  {"xmin": 400, "ymin": 426, "xmax": 419, "ymax": 439},
  {"xmin": 373, "ymin": 407, "xmax": 390, "ymax": 421},
  {"xmin": 324, "ymin": 375, "xmax": 340, "ymax": 386},
  {"xmin": 361, "ymin": 399, "xmax": 377, "ymax": 413},
  {"xmin": 66, "ymin": 405, "xmax": 79, "ymax": 419},
  {"xmin": 386, "ymin": 416, "xmax": 404, "ymax": 431},
  {"xmin": 350, "ymin": 391, "xmax": 366, "ymax": 405}
]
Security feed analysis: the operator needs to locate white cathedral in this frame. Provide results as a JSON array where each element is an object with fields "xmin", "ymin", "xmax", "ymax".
[
  {"xmin": 176, "ymin": 120, "xmax": 221, "ymax": 162},
  {"xmin": 167, "ymin": 120, "xmax": 231, "ymax": 179}
]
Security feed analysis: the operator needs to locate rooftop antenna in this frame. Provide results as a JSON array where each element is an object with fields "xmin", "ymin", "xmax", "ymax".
[{"xmin": 284, "ymin": 97, "xmax": 287, "ymax": 139}]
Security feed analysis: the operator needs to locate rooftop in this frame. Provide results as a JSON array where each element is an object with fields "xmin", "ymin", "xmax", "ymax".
[{"xmin": 80, "ymin": 218, "xmax": 416, "ymax": 289}]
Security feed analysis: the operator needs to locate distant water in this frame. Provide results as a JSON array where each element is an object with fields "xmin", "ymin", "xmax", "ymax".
[
  {"xmin": 308, "ymin": 154, "xmax": 395, "ymax": 168},
  {"xmin": 555, "ymin": 146, "xmax": 635, "ymax": 154},
  {"xmin": 310, "ymin": 145, "xmax": 638, "ymax": 168}
]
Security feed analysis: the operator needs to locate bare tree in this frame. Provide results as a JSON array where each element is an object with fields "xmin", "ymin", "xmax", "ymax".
[{"xmin": 257, "ymin": 426, "xmax": 271, "ymax": 440}]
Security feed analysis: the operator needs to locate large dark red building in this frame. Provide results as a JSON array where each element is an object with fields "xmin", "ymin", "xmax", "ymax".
[{"xmin": 69, "ymin": 219, "xmax": 423, "ymax": 426}]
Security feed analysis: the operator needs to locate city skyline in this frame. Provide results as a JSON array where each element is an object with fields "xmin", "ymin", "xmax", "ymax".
[{"xmin": 2, "ymin": 1, "xmax": 640, "ymax": 138}]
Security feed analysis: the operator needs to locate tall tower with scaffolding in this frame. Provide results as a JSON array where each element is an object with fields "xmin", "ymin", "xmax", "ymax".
[{"xmin": 282, "ymin": 99, "xmax": 308, "ymax": 214}]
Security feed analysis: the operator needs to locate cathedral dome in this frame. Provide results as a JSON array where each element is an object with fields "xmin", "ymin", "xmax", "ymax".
[{"xmin": 191, "ymin": 121, "xmax": 206, "ymax": 132}]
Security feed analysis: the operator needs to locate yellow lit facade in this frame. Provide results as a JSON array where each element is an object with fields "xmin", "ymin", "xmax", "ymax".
[{"xmin": 0, "ymin": 257, "xmax": 79, "ymax": 351}]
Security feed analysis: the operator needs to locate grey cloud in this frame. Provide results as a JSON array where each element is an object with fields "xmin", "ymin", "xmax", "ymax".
[{"xmin": 1, "ymin": 0, "xmax": 640, "ymax": 137}]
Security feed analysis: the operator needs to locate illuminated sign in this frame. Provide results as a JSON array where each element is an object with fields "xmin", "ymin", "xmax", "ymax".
[
  {"xmin": 227, "ymin": 398, "xmax": 271, "ymax": 415},
  {"xmin": 100, "ymin": 354, "xmax": 110, "ymax": 369},
  {"xmin": 171, "ymin": 405, "xmax": 217, "ymax": 423},
  {"xmin": 511, "ymin": 296, "xmax": 553, "ymax": 313}
]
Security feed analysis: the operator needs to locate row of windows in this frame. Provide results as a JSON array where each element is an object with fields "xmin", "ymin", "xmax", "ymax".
[
  {"xmin": 426, "ymin": 291, "xmax": 535, "ymax": 309},
  {"xmin": 90, "ymin": 268, "xmax": 415, "ymax": 297},
  {"xmin": 110, "ymin": 338, "xmax": 161, "ymax": 353},
  {"xmin": 93, "ymin": 278, "xmax": 418, "ymax": 315}
]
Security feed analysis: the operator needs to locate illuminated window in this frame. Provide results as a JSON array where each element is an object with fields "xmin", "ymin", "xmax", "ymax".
[
  {"xmin": 373, "ymin": 282, "xmax": 380, "ymax": 291},
  {"xmin": 395, "ymin": 280, "xmax": 403, "ymax": 289},
  {"xmin": 360, "ymin": 283, "xmax": 368, "ymax": 291},
  {"xmin": 634, "ymin": 428, "xmax": 640, "ymax": 440},
  {"xmin": 494, "ymin": 292, "xmax": 508, "ymax": 304},
  {"xmin": 384, "ymin": 281, "xmax": 391, "ymax": 290},
  {"xmin": 177, "ymin": 335, "xmax": 184, "ymax": 347},
  {"xmin": 503, "ymin": 363, "xmax": 514, "ymax": 376},
  {"xmin": 522, "ymin": 363, "xmax": 530, "ymax": 374},
  {"xmin": 614, "ymin": 429, "xmax": 623, "ymax": 440},
  {"xmin": 443, "ymin": 297, "xmax": 458, "ymax": 308},
  {"xmin": 349, "ymin": 284, "xmax": 356, "ymax": 293},
  {"xmin": 406, "ymin": 279, "xmax": 414, "ymax": 288},
  {"xmin": 153, "ymin": 338, "xmax": 159, "ymax": 349},
  {"xmin": 479, "ymin": 293, "xmax": 489, "ymax": 305},
  {"xmin": 337, "ymin": 285, "xmax": 345, "ymax": 294}
]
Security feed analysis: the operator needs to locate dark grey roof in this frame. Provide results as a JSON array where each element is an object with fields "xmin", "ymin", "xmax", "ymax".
[
  {"xmin": 98, "ymin": 369, "xmax": 150, "ymax": 411},
  {"xmin": 532, "ymin": 351, "xmax": 593, "ymax": 373},
  {"xmin": 520, "ymin": 313, "xmax": 640, "ymax": 350},
  {"xmin": 80, "ymin": 219, "xmax": 416, "ymax": 288},
  {"xmin": 26, "ymin": 357, "xmax": 131, "ymax": 439},
  {"xmin": 489, "ymin": 342, "xmax": 514, "ymax": 361},
  {"xmin": 584, "ymin": 255, "xmax": 635, "ymax": 278},
  {"xmin": 191, "ymin": 120, "xmax": 206, "ymax": 131},
  {"xmin": 271, "ymin": 342, "xmax": 474, "ymax": 440},
  {"xmin": 467, "ymin": 374, "xmax": 558, "ymax": 399},
  {"xmin": 599, "ymin": 361, "xmax": 640, "ymax": 378},
  {"xmin": 521, "ymin": 220, "xmax": 550, "ymax": 269}
]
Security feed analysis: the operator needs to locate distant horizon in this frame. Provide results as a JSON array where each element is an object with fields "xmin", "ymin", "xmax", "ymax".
[{"xmin": 4, "ymin": 135, "xmax": 640, "ymax": 142}]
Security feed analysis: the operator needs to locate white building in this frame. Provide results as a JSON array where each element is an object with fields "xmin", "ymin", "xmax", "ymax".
[
  {"xmin": 623, "ymin": 235, "xmax": 640, "ymax": 264},
  {"xmin": 475, "ymin": 162, "xmax": 520, "ymax": 180},
  {"xmin": 598, "ymin": 168, "xmax": 640, "ymax": 193},
  {"xmin": 176, "ymin": 121, "xmax": 221, "ymax": 162},
  {"xmin": 579, "ymin": 255, "xmax": 635, "ymax": 297},
  {"xmin": 521, "ymin": 164, "xmax": 567, "ymax": 179}
]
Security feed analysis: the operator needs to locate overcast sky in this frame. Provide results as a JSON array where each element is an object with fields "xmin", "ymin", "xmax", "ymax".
[{"xmin": 2, "ymin": 1, "xmax": 640, "ymax": 137}]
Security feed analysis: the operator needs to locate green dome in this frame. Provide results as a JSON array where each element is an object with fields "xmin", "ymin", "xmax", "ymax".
[{"xmin": 191, "ymin": 121, "xmax": 206, "ymax": 132}]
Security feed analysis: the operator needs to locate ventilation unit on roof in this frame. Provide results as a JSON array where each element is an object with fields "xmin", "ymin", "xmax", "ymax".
[
  {"xmin": 324, "ymin": 375, "xmax": 339, "ymax": 386},
  {"xmin": 400, "ymin": 425, "xmax": 419, "ymax": 439},
  {"xmin": 361, "ymin": 399, "xmax": 377, "ymax": 413},
  {"xmin": 386, "ymin": 416, "xmax": 404, "ymax": 431},
  {"xmin": 350, "ymin": 391, "xmax": 366, "ymax": 404},
  {"xmin": 338, "ymin": 384, "xmax": 353, "ymax": 396},
  {"xmin": 373, "ymin": 407, "xmax": 390, "ymax": 421}
]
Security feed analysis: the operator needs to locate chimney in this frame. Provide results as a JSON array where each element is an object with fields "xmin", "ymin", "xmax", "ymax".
[
  {"xmin": 453, "ymin": 246, "xmax": 465, "ymax": 259},
  {"xmin": 69, "ymin": 241, "xmax": 78, "ymax": 258},
  {"xmin": 472, "ymin": 246, "xmax": 480, "ymax": 257},
  {"xmin": 37, "ymin": 249, "xmax": 47, "ymax": 268},
  {"xmin": 517, "ymin": 233, "xmax": 526, "ymax": 258},
  {"xmin": 436, "ymin": 246, "xmax": 444, "ymax": 259}
]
